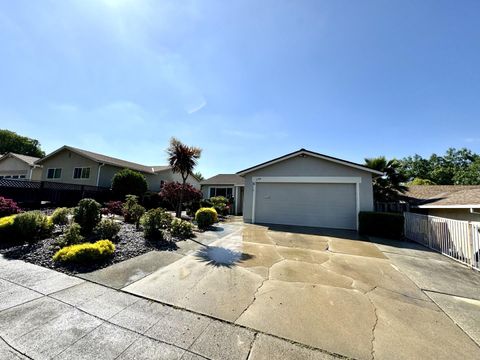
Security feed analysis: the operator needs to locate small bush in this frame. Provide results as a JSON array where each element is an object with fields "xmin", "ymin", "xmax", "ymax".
[
  {"xmin": 60, "ymin": 222, "xmax": 84, "ymax": 246},
  {"xmin": 141, "ymin": 208, "xmax": 172, "ymax": 240},
  {"xmin": 51, "ymin": 207, "xmax": 71, "ymax": 226},
  {"xmin": 0, "ymin": 197, "xmax": 21, "ymax": 217},
  {"xmin": 209, "ymin": 196, "xmax": 229, "ymax": 215},
  {"xmin": 95, "ymin": 219, "xmax": 121, "ymax": 240},
  {"xmin": 123, "ymin": 195, "xmax": 139, "ymax": 222},
  {"xmin": 130, "ymin": 204, "xmax": 146, "ymax": 229},
  {"xmin": 103, "ymin": 201, "xmax": 124, "ymax": 216},
  {"xmin": 358, "ymin": 211, "xmax": 404, "ymax": 239},
  {"xmin": 112, "ymin": 169, "xmax": 148, "ymax": 199},
  {"xmin": 53, "ymin": 240, "xmax": 115, "ymax": 264},
  {"xmin": 0, "ymin": 215, "xmax": 16, "ymax": 239},
  {"xmin": 12, "ymin": 211, "xmax": 53, "ymax": 242},
  {"xmin": 200, "ymin": 199, "xmax": 212, "ymax": 208},
  {"xmin": 170, "ymin": 218, "xmax": 194, "ymax": 239},
  {"xmin": 195, "ymin": 207, "xmax": 218, "ymax": 229},
  {"xmin": 74, "ymin": 198, "xmax": 102, "ymax": 235}
]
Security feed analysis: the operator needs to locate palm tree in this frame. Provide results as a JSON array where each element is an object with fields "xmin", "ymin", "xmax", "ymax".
[
  {"xmin": 365, "ymin": 157, "xmax": 407, "ymax": 202},
  {"xmin": 167, "ymin": 138, "xmax": 202, "ymax": 217}
]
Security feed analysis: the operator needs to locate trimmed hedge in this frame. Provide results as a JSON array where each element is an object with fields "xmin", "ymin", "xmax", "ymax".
[
  {"xmin": 53, "ymin": 240, "xmax": 115, "ymax": 263},
  {"xmin": 170, "ymin": 218, "xmax": 194, "ymax": 239},
  {"xmin": 13, "ymin": 211, "xmax": 53, "ymax": 242},
  {"xmin": 358, "ymin": 211, "xmax": 404, "ymax": 239}
]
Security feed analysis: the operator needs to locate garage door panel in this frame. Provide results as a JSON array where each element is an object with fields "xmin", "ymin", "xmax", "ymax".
[{"xmin": 255, "ymin": 183, "xmax": 356, "ymax": 230}]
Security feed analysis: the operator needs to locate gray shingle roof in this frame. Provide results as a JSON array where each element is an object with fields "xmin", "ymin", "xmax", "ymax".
[
  {"xmin": 0, "ymin": 153, "xmax": 40, "ymax": 166},
  {"xmin": 201, "ymin": 174, "xmax": 245, "ymax": 186},
  {"xmin": 37, "ymin": 146, "xmax": 168, "ymax": 174},
  {"xmin": 403, "ymin": 185, "xmax": 480, "ymax": 207}
]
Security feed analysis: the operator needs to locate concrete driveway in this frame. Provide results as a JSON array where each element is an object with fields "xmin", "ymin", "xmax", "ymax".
[{"xmin": 123, "ymin": 222, "xmax": 480, "ymax": 360}]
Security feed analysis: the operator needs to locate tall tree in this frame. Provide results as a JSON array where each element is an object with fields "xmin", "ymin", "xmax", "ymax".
[
  {"xmin": 365, "ymin": 157, "xmax": 407, "ymax": 202},
  {"xmin": 166, "ymin": 138, "xmax": 202, "ymax": 217},
  {"xmin": 0, "ymin": 129, "xmax": 45, "ymax": 157}
]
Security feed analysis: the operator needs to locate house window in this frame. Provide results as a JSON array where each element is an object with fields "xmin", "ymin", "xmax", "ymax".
[
  {"xmin": 47, "ymin": 168, "xmax": 62, "ymax": 179},
  {"xmin": 73, "ymin": 167, "xmax": 91, "ymax": 179},
  {"xmin": 209, "ymin": 187, "xmax": 233, "ymax": 198},
  {"xmin": 19, "ymin": 175, "xmax": 26, "ymax": 179}
]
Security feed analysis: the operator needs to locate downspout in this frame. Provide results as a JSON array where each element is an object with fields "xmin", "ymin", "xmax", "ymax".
[{"xmin": 96, "ymin": 163, "xmax": 105, "ymax": 187}]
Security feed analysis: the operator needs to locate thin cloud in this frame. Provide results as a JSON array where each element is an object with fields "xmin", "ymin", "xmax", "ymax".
[{"xmin": 187, "ymin": 99, "xmax": 207, "ymax": 114}]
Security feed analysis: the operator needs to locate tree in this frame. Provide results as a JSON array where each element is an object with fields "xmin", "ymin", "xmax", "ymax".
[
  {"xmin": 453, "ymin": 159, "xmax": 480, "ymax": 185},
  {"xmin": 398, "ymin": 148, "xmax": 480, "ymax": 185},
  {"xmin": 111, "ymin": 169, "xmax": 148, "ymax": 199},
  {"xmin": 0, "ymin": 129, "xmax": 45, "ymax": 157},
  {"xmin": 365, "ymin": 157, "xmax": 407, "ymax": 202},
  {"xmin": 159, "ymin": 181, "xmax": 202, "ymax": 212},
  {"xmin": 166, "ymin": 138, "xmax": 202, "ymax": 217},
  {"xmin": 193, "ymin": 171, "xmax": 204, "ymax": 181},
  {"xmin": 407, "ymin": 178, "xmax": 437, "ymax": 185}
]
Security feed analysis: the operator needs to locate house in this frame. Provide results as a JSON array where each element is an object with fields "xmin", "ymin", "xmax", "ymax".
[
  {"xmin": 0, "ymin": 153, "xmax": 42, "ymax": 180},
  {"xmin": 200, "ymin": 174, "xmax": 245, "ymax": 215},
  {"xmin": 34, "ymin": 145, "xmax": 200, "ymax": 192},
  {"xmin": 237, "ymin": 148, "xmax": 382, "ymax": 230},
  {"xmin": 402, "ymin": 185, "xmax": 480, "ymax": 222}
]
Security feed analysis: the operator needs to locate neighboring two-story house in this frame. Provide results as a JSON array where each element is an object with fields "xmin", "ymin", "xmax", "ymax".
[
  {"xmin": 35, "ymin": 145, "xmax": 200, "ymax": 191},
  {"xmin": 0, "ymin": 152, "xmax": 42, "ymax": 180}
]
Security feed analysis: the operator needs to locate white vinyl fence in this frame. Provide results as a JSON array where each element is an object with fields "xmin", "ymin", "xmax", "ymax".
[{"xmin": 404, "ymin": 212, "xmax": 480, "ymax": 271}]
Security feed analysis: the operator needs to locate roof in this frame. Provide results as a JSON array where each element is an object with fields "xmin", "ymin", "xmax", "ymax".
[
  {"xmin": 201, "ymin": 174, "xmax": 245, "ymax": 186},
  {"xmin": 36, "ymin": 145, "xmax": 167, "ymax": 174},
  {"xmin": 236, "ymin": 148, "xmax": 383, "ymax": 176},
  {"xmin": 402, "ymin": 185, "xmax": 480, "ymax": 208},
  {"xmin": 0, "ymin": 152, "xmax": 41, "ymax": 166}
]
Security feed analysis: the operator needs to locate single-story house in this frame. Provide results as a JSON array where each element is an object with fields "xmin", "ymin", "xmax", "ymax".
[
  {"xmin": 0, "ymin": 153, "xmax": 42, "ymax": 180},
  {"xmin": 402, "ymin": 185, "xmax": 480, "ymax": 222},
  {"xmin": 200, "ymin": 174, "xmax": 245, "ymax": 215},
  {"xmin": 34, "ymin": 145, "xmax": 200, "ymax": 192},
  {"xmin": 237, "ymin": 148, "xmax": 382, "ymax": 230}
]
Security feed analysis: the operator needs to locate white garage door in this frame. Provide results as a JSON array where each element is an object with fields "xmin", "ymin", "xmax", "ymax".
[{"xmin": 255, "ymin": 182, "xmax": 357, "ymax": 230}]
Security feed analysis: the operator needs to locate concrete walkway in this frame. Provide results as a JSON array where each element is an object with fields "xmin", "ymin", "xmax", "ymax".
[{"xmin": 0, "ymin": 255, "xmax": 336, "ymax": 360}]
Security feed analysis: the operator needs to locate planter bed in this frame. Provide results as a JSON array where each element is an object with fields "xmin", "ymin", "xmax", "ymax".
[{"xmin": 0, "ymin": 223, "xmax": 178, "ymax": 275}]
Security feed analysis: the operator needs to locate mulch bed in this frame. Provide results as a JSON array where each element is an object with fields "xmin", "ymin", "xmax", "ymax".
[{"xmin": 0, "ymin": 223, "xmax": 179, "ymax": 275}]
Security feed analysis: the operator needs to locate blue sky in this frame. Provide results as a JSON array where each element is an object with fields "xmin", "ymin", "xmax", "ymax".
[{"xmin": 1, "ymin": 0, "xmax": 479, "ymax": 177}]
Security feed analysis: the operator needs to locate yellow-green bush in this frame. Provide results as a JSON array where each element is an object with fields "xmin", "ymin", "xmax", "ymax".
[
  {"xmin": 53, "ymin": 240, "xmax": 115, "ymax": 263},
  {"xmin": 0, "ymin": 215, "xmax": 16, "ymax": 239},
  {"xmin": 195, "ymin": 207, "xmax": 218, "ymax": 229},
  {"xmin": 13, "ymin": 211, "xmax": 53, "ymax": 242}
]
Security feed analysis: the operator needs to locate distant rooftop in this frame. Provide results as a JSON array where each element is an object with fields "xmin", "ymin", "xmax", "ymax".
[
  {"xmin": 201, "ymin": 174, "xmax": 245, "ymax": 186},
  {"xmin": 403, "ymin": 185, "xmax": 480, "ymax": 208},
  {"xmin": 0, "ymin": 152, "xmax": 41, "ymax": 166}
]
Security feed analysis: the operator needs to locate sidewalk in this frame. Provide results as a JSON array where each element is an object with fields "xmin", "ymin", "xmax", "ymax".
[{"xmin": 0, "ymin": 255, "xmax": 337, "ymax": 360}]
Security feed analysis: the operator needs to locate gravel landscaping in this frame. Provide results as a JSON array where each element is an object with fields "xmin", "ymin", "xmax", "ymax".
[{"xmin": 0, "ymin": 222, "xmax": 179, "ymax": 275}]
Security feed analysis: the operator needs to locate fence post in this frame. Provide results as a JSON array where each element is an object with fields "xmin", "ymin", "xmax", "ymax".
[{"xmin": 468, "ymin": 223, "xmax": 474, "ymax": 268}]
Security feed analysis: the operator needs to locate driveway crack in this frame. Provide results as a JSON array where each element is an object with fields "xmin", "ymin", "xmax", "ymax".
[
  {"xmin": 234, "ymin": 269, "xmax": 270, "ymax": 323},
  {"xmin": 366, "ymin": 287, "xmax": 379, "ymax": 360}
]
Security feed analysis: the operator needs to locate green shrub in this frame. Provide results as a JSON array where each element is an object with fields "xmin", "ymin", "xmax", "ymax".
[
  {"xmin": 12, "ymin": 211, "xmax": 53, "ymax": 242},
  {"xmin": 141, "ymin": 208, "xmax": 172, "ymax": 240},
  {"xmin": 123, "ymin": 195, "xmax": 141, "ymax": 223},
  {"xmin": 112, "ymin": 169, "xmax": 148, "ymax": 199},
  {"xmin": 53, "ymin": 240, "xmax": 115, "ymax": 263},
  {"xmin": 51, "ymin": 207, "xmax": 71, "ymax": 226},
  {"xmin": 209, "ymin": 196, "xmax": 229, "ymax": 215},
  {"xmin": 195, "ymin": 207, "xmax": 218, "ymax": 229},
  {"xmin": 170, "ymin": 218, "xmax": 194, "ymax": 239},
  {"xmin": 358, "ymin": 211, "xmax": 404, "ymax": 239},
  {"xmin": 60, "ymin": 222, "xmax": 84, "ymax": 246},
  {"xmin": 74, "ymin": 198, "xmax": 102, "ymax": 235},
  {"xmin": 0, "ymin": 215, "xmax": 16, "ymax": 240},
  {"xmin": 95, "ymin": 219, "xmax": 121, "ymax": 240}
]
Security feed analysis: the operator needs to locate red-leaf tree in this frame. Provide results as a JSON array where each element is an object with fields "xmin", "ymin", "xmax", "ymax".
[
  {"xmin": 166, "ymin": 138, "xmax": 202, "ymax": 217},
  {"xmin": 159, "ymin": 181, "xmax": 202, "ymax": 213}
]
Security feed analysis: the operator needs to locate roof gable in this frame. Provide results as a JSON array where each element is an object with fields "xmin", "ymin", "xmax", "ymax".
[
  {"xmin": 0, "ymin": 152, "xmax": 40, "ymax": 166},
  {"xmin": 403, "ymin": 185, "xmax": 480, "ymax": 208},
  {"xmin": 237, "ymin": 149, "xmax": 383, "ymax": 176}
]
